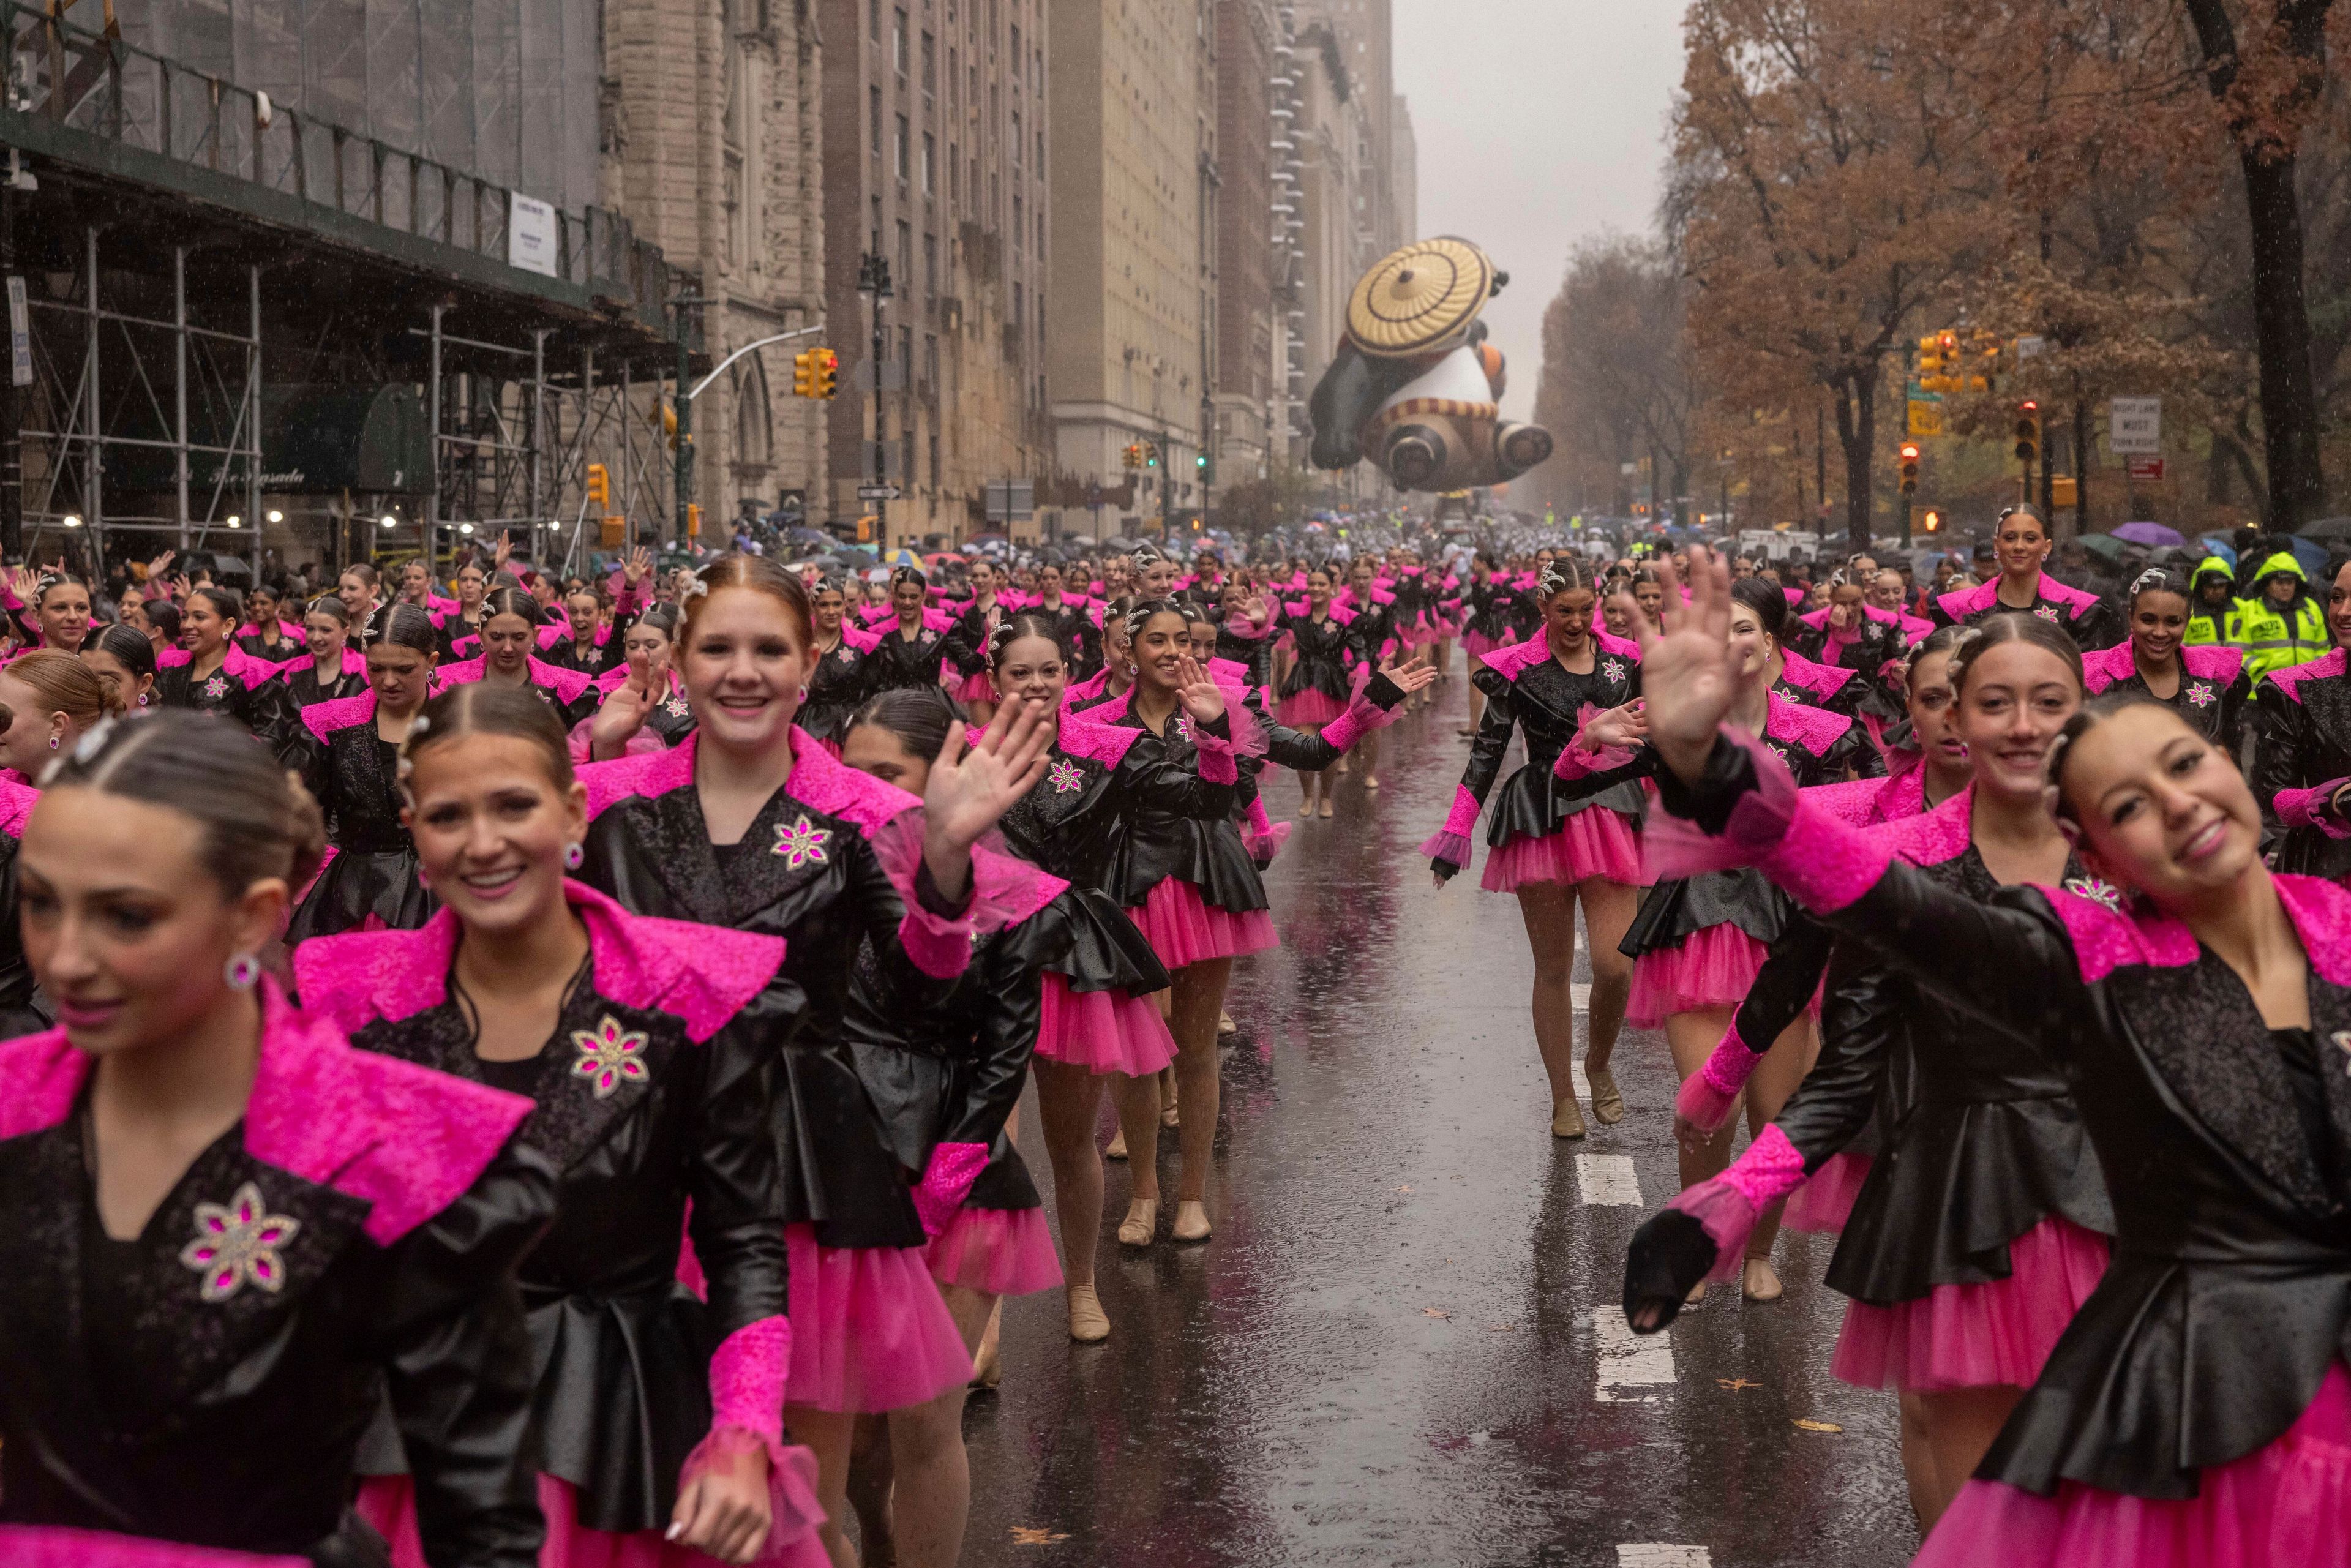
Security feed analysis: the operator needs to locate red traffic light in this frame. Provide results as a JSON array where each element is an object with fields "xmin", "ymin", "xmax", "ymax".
[{"xmin": 1899, "ymin": 443, "xmax": 1921, "ymax": 462}]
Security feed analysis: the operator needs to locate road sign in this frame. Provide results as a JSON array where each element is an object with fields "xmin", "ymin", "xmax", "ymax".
[
  {"xmin": 1907, "ymin": 397, "xmax": 1944, "ymax": 438},
  {"xmin": 2109, "ymin": 397, "xmax": 2162, "ymax": 455},
  {"xmin": 856, "ymin": 484, "xmax": 901, "ymax": 501},
  {"xmin": 2126, "ymin": 456, "xmax": 2166, "ymax": 483},
  {"xmin": 2015, "ymin": 335, "xmax": 2047, "ymax": 359}
]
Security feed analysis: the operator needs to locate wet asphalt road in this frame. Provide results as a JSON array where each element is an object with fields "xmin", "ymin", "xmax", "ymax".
[{"xmin": 963, "ymin": 670, "xmax": 1915, "ymax": 1568}]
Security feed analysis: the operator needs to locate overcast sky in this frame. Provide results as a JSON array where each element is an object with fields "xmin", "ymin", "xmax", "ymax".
[{"xmin": 1393, "ymin": 2, "xmax": 1684, "ymax": 418}]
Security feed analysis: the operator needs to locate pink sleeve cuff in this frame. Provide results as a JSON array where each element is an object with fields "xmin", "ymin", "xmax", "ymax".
[
  {"xmin": 913, "ymin": 1141, "xmax": 991, "ymax": 1236},
  {"xmin": 1639, "ymin": 730, "xmax": 1889, "ymax": 914},
  {"xmin": 680, "ymin": 1420, "xmax": 828, "ymax": 1564},
  {"xmin": 1247, "ymin": 793, "xmax": 1275, "ymax": 838},
  {"xmin": 1190, "ymin": 722, "xmax": 1240, "ymax": 784},
  {"xmin": 706, "ymin": 1316, "xmax": 790, "ymax": 1449},
  {"xmin": 1419, "ymin": 784, "xmax": 1482, "ymax": 868},
  {"xmin": 1663, "ymin": 1124, "xmax": 1806, "ymax": 1282},
  {"xmin": 1553, "ymin": 703, "xmax": 1640, "ymax": 781},
  {"xmin": 866, "ymin": 814, "xmax": 978, "ymax": 979},
  {"xmin": 2275, "ymin": 780, "xmax": 2351, "ymax": 839},
  {"xmin": 1674, "ymin": 1021, "xmax": 1760, "ymax": 1135}
]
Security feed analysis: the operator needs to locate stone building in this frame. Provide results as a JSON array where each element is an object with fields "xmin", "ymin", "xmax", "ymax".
[
  {"xmin": 819, "ymin": 0, "xmax": 1052, "ymax": 547},
  {"xmin": 602, "ymin": 0, "xmax": 828, "ymax": 534},
  {"xmin": 1212, "ymin": 0, "xmax": 1278, "ymax": 490}
]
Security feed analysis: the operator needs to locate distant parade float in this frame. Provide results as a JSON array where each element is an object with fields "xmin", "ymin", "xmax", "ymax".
[{"xmin": 1307, "ymin": 236, "xmax": 1554, "ymax": 493}]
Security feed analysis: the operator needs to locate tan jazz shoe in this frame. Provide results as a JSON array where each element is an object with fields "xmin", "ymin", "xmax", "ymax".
[
  {"xmin": 1066, "ymin": 1284, "xmax": 1111, "ymax": 1343},
  {"xmin": 1171, "ymin": 1200, "xmax": 1212, "ymax": 1242},
  {"xmin": 1104, "ymin": 1127, "xmax": 1128, "ymax": 1161},
  {"xmin": 1587, "ymin": 1067, "xmax": 1625, "ymax": 1126},
  {"xmin": 1551, "ymin": 1093, "xmax": 1588, "ymax": 1139},
  {"xmin": 1217, "ymin": 1011, "xmax": 1238, "ymax": 1036},
  {"xmin": 1117, "ymin": 1198, "xmax": 1158, "ymax": 1247}
]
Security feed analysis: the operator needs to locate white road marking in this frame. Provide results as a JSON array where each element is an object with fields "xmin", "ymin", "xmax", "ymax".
[
  {"xmin": 1592, "ymin": 1308, "xmax": 1674, "ymax": 1403},
  {"xmin": 1575, "ymin": 1153, "xmax": 1642, "ymax": 1206},
  {"xmin": 1571, "ymin": 981, "xmax": 1591, "ymax": 1010},
  {"xmin": 1618, "ymin": 1548, "xmax": 1711, "ymax": 1568},
  {"xmin": 1570, "ymin": 1057, "xmax": 1589, "ymax": 1100}
]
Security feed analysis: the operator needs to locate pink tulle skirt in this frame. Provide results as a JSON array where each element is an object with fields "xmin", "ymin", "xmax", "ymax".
[
  {"xmin": 358, "ymin": 1469, "xmax": 830, "ymax": 1568},
  {"xmin": 1917, "ymin": 1363, "xmax": 2351, "ymax": 1568},
  {"xmin": 1464, "ymin": 631, "xmax": 1510, "ymax": 660},
  {"xmin": 1277, "ymin": 688, "xmax": 1345, "ymax": 727},
  {"xmin": 1127, "ymin": 877, "xmax": 1278, "ymax": 970},
  {"xmin": 951, "ymin": 669, "xmax": 996, "ymax": 705},
  {"xmin": 1784, "ymin": 1151, "xmax": 1873, "ymax": 1234},
  {"xmin": 1035, "ymin": 970, "xmax": 1177, "ymax": 1076},
  {"xmin": 785, "ymin": 1224, "xmax": 972, "ymax": 1413},
  {"xmin": 0, "ymin": 1528, "xmax": 304, "ymax": 1567},
  {"xmin": 1480, "ymin": 809, "xmax": 1644, "ymax": 891},
  {"xmin": 924, "ymin": 1204, "xmax": 1063, "ymax": 1296},
  {"xmin": 1626, "ymin": 923, "xmax": 1793, "ymax": 1029},
  {"xmin": 1830, "ymin": 1215, "xmax": 2110, "ymax": 1392}
]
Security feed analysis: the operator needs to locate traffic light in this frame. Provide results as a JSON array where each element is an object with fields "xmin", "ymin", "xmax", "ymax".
[
  {"xmin": 1922, "ymin": 508, "xmax": 1942, "ymax": 533},
  {"xmin": 586, "ymin": 463, "xmax": 610, "ymax": 510},
  {"xmin": 1899, "ymin": 441, "xmax": 1921, "ymax": 495},
  {"xmin": 1144, "ymin": 443, "xmax": 1160, "ymax": 469},
  {"xmin": 1916, "ymin": 334, "xmax": 1947, "ymax": 391},
  {"xmin": 792, "ymin": 350, "xmax": 818, "ymax": 398},
  {"xmin": 686, "ymin": 503, "xmax": 702, "ymax": 539},
  {"xmin": 1970, "ymin": 332, "xmax": 2000, "ymax": 394},
  {"xmin": 2014, "ymin": 400, "xmax": 2041, "ymax": 465},
  {"xmin": 1122, "ymin": 443, "xmax": 1141, "ymax": 470},
  {"xmin": 812, "ymin": 348, "xmax": 838, "ymax": 399}
]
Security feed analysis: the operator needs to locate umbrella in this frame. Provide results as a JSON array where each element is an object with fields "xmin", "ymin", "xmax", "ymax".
[
  {"xmin": 784, "ymin": 527, "xmax": 833, "ymax": 547},
  {"xmin": 1058, "ymin": 532, "xmax": 1097, "ymax": 547},
  {"xmin": 2297, "ymin": 516, "xmax": 2351, "ymax": 544},
  {"xmin": 2111, "ymin": 522, "xmax": 2185, "ymax": 548},
  {"xmin": 885, "ymin": 547, "xmax": 922, "ymax": 568},
  {"xmin": 1102, "ymin": 535, "xmax": 1142, "ymax": 550},
  {"xmin": 2278, "ymin": 536, "xmax": 2331, "ymax": 577},
  {"xmin": 2076, "ymin": 533, "xmax": 2126, "ymax": 561},
  {"xmin": 2195, "ymin": 535, "xmax": 2238, "ymax": 568}
]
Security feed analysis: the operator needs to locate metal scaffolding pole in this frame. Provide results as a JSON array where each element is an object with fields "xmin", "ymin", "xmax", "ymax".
[
  {"xmin": 528, "ymin": 328, "xmax": 547, "ymax": 527},
  {"xmin": 83, "ymin": 227, "xmax": 99, "ymax": 566},
  {"xmin": 174, "ymin": 246, "xmax": 189, "ymax": 552},
  {"xmin": 247, "ymin": 264, "xmax": 261, "ymax": 581},
  {"xmin": 426, "ymin": 302, "xmax": 444, "ymax": 567}
]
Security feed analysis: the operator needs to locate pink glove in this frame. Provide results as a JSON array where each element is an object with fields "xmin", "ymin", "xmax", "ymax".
[
  {"xmin": 1419, "ymin": 784, "xmax": 1481, "ymax": 871},
  {"xmin": 913, "ymin": 1142, "xmax": 991, "ymax": 1236},
  {"xmin": 1675, "ymin": 1019, "xmax": 1762, "ymax": 1136}
]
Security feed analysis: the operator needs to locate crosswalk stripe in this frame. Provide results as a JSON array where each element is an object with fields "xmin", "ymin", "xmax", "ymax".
[
  {"xmin": 1592, "ymin": 1307, "xmax": 1674, "ymax": 1403},
  {"xmin": 1575, "ymin": 1153, "xmax": 1642, "ymax": 1206},
  {"xmin": 1617, "ymin": 1547, "xmax": 1711, "ymax": 1567}
]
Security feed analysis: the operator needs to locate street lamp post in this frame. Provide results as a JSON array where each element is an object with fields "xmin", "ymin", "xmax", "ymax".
[{"xmin": 858, "ymin": 250, "xmax": 893, "ymax": 550}]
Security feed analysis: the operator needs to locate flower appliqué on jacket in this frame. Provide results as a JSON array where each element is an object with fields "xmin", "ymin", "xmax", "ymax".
[
  {"xmin": 1048, "ymin": 757, "xmax": 1084, "ymax": 794},
  {"xmin": 2063, "ymin": 875, "xmax": 2123, "ymax": 911},
  {"xmin": 2033, "ymin": 605, "xmax": 2061, "ymax": 622},
  {"xmin": 773, "ymin": 814, "xmax": 831, "ymax": 868},
  {"xmin": 201, "ymin": 675, "xmax": 229, "ymax": 700},
  {"xmin": 571, "ymin": 1015, "xmax": 650, "ymax": 1098},
  {"xmin": 1172, "ymin": 712, "xmax": 1195, "ymax": 743},
  {"xmin": 2186, "ymin": 682, "xmax": 2216, "ymax": 708},
  {"xmin": 179, "ymin": 1182, "xmax": 301, "ymax": 1302},
  {"xmin": 663, "ymin": 696, "xmax": 690, "ymax": 718},
  {"xmin": 1766, "ymin": 742, "xmax": 1791, "ymax": 763},
  {"xmin": 1601, "ymin": 658, "xmax": 1626, "ymax": 685}
]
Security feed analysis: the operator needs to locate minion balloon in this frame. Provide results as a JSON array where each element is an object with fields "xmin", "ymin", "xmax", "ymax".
[{"xmin": 1307, "ymin": 237, "xmax": 1553, "ymax": 492}]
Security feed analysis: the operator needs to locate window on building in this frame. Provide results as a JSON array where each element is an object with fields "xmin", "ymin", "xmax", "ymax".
[
  {"xmin": 870, "ymin": 86, "xmax": 882, "ymax": 161},
  {"xmin": 893, "ymin": 8, "xmax": 908, "ymax": 74},
  {"xmin": 924, "ymin": 334, "xmax": 939, "ymax": 397},
  {"xmin": 949, "ymin": 142, "xmax": 959, "ymax": 206},
  {"xmin": 948, "ymin": 46, "xmax": 958, "ymax": 112},
  {"xmin": 1011, "ymin": 193, "xmax": 1022, "ymax": 253},
  {"xmin": 896, "ymin": 221, "xmax": 912, "ymax": 292},
  {"xmin": 1008, "ymin": 23, "xmax": 1019, "ymax": 76},
  {"xmin": 870, "ymin": 0, "xmax": 879, "ymax": 37},
  {"xmin": 924, "ymin": 231, "xmax": 936, "ymax": 298},
  {"xmin": 733, "ymin": 356, "xmax": 773, "ymax": 468},
  {"xmin": 1011, "ymin": 281, "xmax": 1022, "ymax": 328},
  {"xmin": 1010, "ymin": 110, "xmax": 1021, "ymax": 166},
  {"xmin": 922, "ymin": 32, "xmax": 934, "ymax": 98},
  {"xmin": 895, "ymin": 114, "xmax": 909, "ymax": 181},
  {"xmin": 929, "ymin": 431, "xmax": 940, "ymax": 490},
  {"xmin": 922, "ymin": 132, "xmax": 934, "ymax": 193}
]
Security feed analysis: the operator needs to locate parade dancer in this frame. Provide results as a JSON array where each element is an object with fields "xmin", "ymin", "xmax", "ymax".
[
  {"xmin": 277, "ymin": 596, "xmax": 369, "ymax": 708},
  {"xmin": 572, "ymin": 555, "xmax": 1049, "ymax": 1568},
  {"xmin": 1665, "ymin": 615, "xmax": 2116, "ymax": 1525},
  {"xmin": 939, "ymin": 560, "xmax": 1008, "ymax": 728},
  {"xmin": 1273, "ymin": 569, "xmax": 1356, "ymax": 819},
  {"xmin": 1569, "ymin": 576, "xmax": 1882, "ymax": 1300},
  {"xmin": 1427, "ymin": 558, "xmax": 1644, "ymax": 1141},
  {"xmin": 0, "ymin": 709, "xmax": 554, "ymax": 1566},
  {"xmin": 1925, "ymin": 506, "xmax": 2117, "ymax": 649},
  {"xmin": 7, "ymin": 568, "xmax": 94, "ymax": 656},
  {"xmin": 581, "ymin": 607, "xmax": 697, "ymax": 761},
  {"xmin": 154, "ymin": 586, "xmax": 302, "ymax": 766},
  {"xmin": 300, "ymin": 686, "xmax": 826, "ymax": 1568},
  {"xmin": 285, "ymin": 606, "xmax": 441, "ymax": 945},
  {"xmin": 438, "ymin": 589, "xmax": 600, "ymax": 727},
  {"xmin": 2081, "ymin": 567, "xmax": 2251, "ymax": 752},
  {"xmin": 1626, "ymin": 546, "xmax": 2351, "ymax": 1568},
  {"xmin": 82, "ymin": 623, "xmax": 158, "ymax": 715},
  {"xmin": 797, "ymin": 579, "xmax": 874, "ymax": 753},
  {"xmin": 860, "ymin": 568, "xmax": 955, "ymax": 699},
  {"xmin": 1085, "ymin": 604, "xmax": 1273, "ymax": 1247}
]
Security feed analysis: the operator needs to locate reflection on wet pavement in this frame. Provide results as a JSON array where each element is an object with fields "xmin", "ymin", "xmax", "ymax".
[{"xmin": 964, "ymin": 677, "xmax": 1915, "ymax": 1567}]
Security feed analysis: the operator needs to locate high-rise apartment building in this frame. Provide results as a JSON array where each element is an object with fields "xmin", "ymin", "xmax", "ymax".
[
  {"xmin": 1046, "ymin": 0, "xmax": 1209, "ymax": 533},
  {"xmin": 604, "ymin": 0, "xmax": 828, "ymax": 531},
  {"xmin": 820, "ymin": 0, "xmax": 1052, "ymax": 545},
  {"xmin": 1212, "ymin": 0, "xmax": 1278, "ymax": 489},
  {"xmin": 1392, "ymin": 94, "xmax": 1417, "ymax": 245}
]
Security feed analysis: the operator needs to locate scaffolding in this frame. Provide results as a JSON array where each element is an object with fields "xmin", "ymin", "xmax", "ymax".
[{"xmin": 1, "ymin": 0, "xmax": 697, "ymax": 579}]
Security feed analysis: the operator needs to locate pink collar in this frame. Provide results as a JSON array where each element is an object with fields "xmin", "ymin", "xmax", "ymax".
[
  {"xmin": 1055, "ymin": 714, "xmax": 1141, "ymax": 768},
  {"xmin": 2264, "ymin": 647, "xmax": 2344, "ymax": 704},
  {"xmin": 2038, "ymin": 872, "xmax": 2351, "ymax": 982},
  {"xmin": 1870, "ymin": 781, "xmax": 1973, "ymax": 865},
  {"xmin": 0, "ymin": 983, "xmax": 530, "ymax": 1246},
  {"xmin": 1762, "ymin": 689, "xmax": 1854, "ymax": 754},
  {"xmin": 295, "ymin": 880, "xmax": 784, "ymax": 1044},
  {"xmin": 1778, "ymin": 647, "xmax": 1855, "ymax": 699},
  {"xmin": 580, "ymin": 727, "xmax": 919, "ymax": 835},
  {"xmin": 300, "ymin": 688, "xmax": 379, "ymax": 743}
]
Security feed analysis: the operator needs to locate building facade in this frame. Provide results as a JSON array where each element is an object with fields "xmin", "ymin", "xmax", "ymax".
[
  {"xmin": 1045, "ymin": 0, "xmax": 1210, "ymax": 536},
  {"xmin": 602, "ymin": 0, "xmax": 827, "ymax": 536},
  {"xmin": 818, "ymin": 0, "xmax": 1052, "ymax": 547},
  {"xmin": 1212, "ymin": 0, "xmax": 1278, "ymax": 492}
]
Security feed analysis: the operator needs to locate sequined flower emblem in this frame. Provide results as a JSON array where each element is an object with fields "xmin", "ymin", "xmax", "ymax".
[
  {"xmin": 773, "ymin": 814, "xmax": 831, "ymax": 868},
  {"xmin": 1048, "ymin": 757, "xmax": 1084, "ymax": 794},
  {"xmin": 178, "ymin": 1182, "xmax": 300, "ymax": 1302},
  {"xmin": 2063, "ymin": 875, "xmax": 2123, "ymax": 911},
  {"xmin": 838, "ymin": 646, "xmax": 856, "ymax": 662},
  {"xmin": 920, "ymin": 630, "xmax": 937, "ymax": 645},
  {"xmin": 663, "ymin": 696, "xmax": 690, "ymax": 717},
  {"xmin": 2333, "ymin": 1031, "xmax": 2351, "ymax": 1077},
  {"xmin": 534, "ymin": 688, "xmax": 553, "ymax": 704},
  {"xmin": 2033, "ymin": 606, "xmax": 2061, "ymax": 623},
  {"xmin": 2186, "ymin": 682, "xmax": 2215, "ymax": 708},
  {"xmin": 201, "ymin": 675, "xmax": 229, "ymax": 700},
  {"xmin": 1173, "ymin": 712, "xmax": 1195, "ymax": 743},
  {"xmin": 570, "ymin": 1015, "xmax": 650, "ymax": 1098},
  {"xmin": 1766, "ymin": 743, "xmax": 1790, "ymax": 763},
  {"xmin": 1601, "ymin": 658, "xmax": 1626, "ymax": 684}
]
